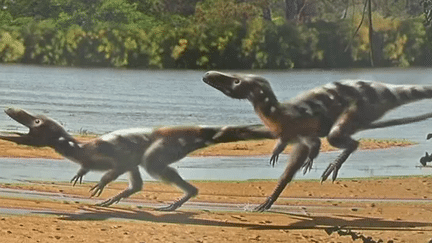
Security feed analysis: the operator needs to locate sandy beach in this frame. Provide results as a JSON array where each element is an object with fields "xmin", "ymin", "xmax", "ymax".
[{"xmin": 0, "ymin": 137, "xmax": 431, "ymax": 242}]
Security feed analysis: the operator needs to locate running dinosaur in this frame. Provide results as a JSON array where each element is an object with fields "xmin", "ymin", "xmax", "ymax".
[
  {"xmin": 0, "ymin": 108, "xmax": 274, "ymax": 211},
  {"xmin": 203, "ymin": 71, "xmax": 432, "ymax": 211}
]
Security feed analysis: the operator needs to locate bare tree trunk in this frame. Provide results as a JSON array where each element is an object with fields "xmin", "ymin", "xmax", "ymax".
[
  {"xmin": 285, "ymin": 0, "xmax": 297, "ymax": 20},
  {"xmin": 367, "ymin": 0, "xmax": 375, "ymax": 66},
  {"xmin": 262, "ymin": 6, "xmax": 272, "ymax": 21}
]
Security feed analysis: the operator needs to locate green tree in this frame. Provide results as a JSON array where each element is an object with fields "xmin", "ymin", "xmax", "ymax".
[
  {"xmin": 0, "ymin": 0, "xmax": 431, "ymax": 68},
  {"xmin": 0, "ymin": 30, "xmax": 25, "ymax": 62}
]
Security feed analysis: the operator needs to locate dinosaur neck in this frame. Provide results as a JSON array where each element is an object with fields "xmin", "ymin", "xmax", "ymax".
[
  {"xmin": 248, "ymin": 87, "xmax": 282, "ymax": 130},
  {"xmin": 52, "ymin": 135, "xmax": 85, "ymax": 161}
]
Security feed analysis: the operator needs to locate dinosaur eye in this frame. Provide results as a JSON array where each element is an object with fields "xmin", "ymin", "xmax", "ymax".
[
  {"xmin": 234, "ymin": 79, "xmax": 241, "ymax": 85},
  {"xmin": 34, "ymin": 119, "xmax": 41, "ymax": 124}
]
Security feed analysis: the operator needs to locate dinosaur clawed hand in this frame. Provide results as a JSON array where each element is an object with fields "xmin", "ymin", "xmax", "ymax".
[
  {"xmin": 89, "ymin": 183, "xmax": 105, "ymax": 198},
  {"xmin": 269, "ymin": 153, "xmax": 279, "ymax": 167},
  {"xmin": 301, "ymin": 158, "xmax": 314, "ymax": 175},
  {"xmin": 70, "ymin": 174, "xmax": 84, "ymax": 186}
]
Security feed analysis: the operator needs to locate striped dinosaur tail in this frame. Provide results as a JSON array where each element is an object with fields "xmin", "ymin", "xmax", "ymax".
[
  {"xmin": 320, "ymin": 81, "xmax": 432, "ymax": 119},
  {"xmin": 366, "ymin": 111, "xmax": 432, "ymax": 130},
  {"xmin": 212, "ymin": 125, "xmax": 275, "ymax": 144},
  {"xmin": 356, "ymin": 82, "xmax": 432, "ymax": 129},
  {"xmin": 377, "ymin": 83, "xmax": 432, "ymax": 106}
]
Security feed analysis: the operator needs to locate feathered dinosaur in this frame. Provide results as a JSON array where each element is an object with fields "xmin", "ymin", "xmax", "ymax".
[
  {"xmin": 0, "ymin": 108, "xmax": 274, "ymax": 211},
  {"xmin": 203, "ymin": 71, "xmax": 432, "ymax": 211}
]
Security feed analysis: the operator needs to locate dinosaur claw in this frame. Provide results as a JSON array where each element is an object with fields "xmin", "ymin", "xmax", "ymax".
[
  {"xmin": 321, "ymin": 163, "xmax": 336, "ymax": 182},
  {"xmin": 301, "ymin": 158, "xmax": 313, "ymax": 175},
  {"xmin": 331, "ymin": 168, "xmax": 339, "ymax": 182},
  {"xmin": 156, "ymin": 204, "xmax": 179, "ymax": 212},
  {"xmin": 427, "ymin": 133, "xmax": 432, "ymax": 140},
  {"xmin": 89, "ymin": 183, "xmax": 104, "ymax": 198},
  {"xmin": 321, "ymin": 170, "xmax": 329, "ymax": 181},
  {"xmin": 254, "ymin": 197, "xmax": 274, "ymax": 212},
  {"xmin": 70, "ymin": 173, "xmax": 85, "ymax": 186},
  {"xmin": 269, "ymin": 154, "xmax": 279, "ymax": 167},
  {"xmin": 96, "ymin": 197, "xmax": 120, "ymax": 207}
]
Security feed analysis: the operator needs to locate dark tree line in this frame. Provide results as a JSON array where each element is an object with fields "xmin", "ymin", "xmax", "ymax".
[{"xmin": 0, "ymin": 0, "xmax": 431, "ymax": 69}]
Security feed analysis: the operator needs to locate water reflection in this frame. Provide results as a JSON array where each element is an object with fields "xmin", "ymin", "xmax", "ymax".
[{"xmin": 0, "ymin": 146, "xmax": 430, "ymax": 184}]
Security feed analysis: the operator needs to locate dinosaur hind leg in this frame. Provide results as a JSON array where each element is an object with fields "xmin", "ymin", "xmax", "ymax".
[
  {"xmin": 97, "ymin": 167, "xmax": 143, "ymax": 207},
  {"xmin": 143, "ymin": 139, "xmax": 198, "ymax": 211},
  {"xmin": 155, "ymin": 166, "xmax": 198, "ymax": 211},
  {"xmin": 255, "ymin": 142, "xmax": 309, "ymax": 212},
  {"xmin": 321, "ymin": 137, "xmax": 359, "ymax": 182},
  {"xmin": 321, "ymin": 106, "xmax": 360, "ymax": 182}
]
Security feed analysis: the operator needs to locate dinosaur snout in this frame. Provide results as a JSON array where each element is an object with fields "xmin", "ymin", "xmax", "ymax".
[
  {"xmin": 202, "ymin": 71, "xmax": 218, "ymax": 83},
  {"xmin": 4, "ymin": 107, "xmax": 17, "ymax": 115}
]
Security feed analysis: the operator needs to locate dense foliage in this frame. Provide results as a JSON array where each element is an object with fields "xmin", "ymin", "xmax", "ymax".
[{"xmin": 0, "ymin": 0, "xmax": 431, "ymax": 69}]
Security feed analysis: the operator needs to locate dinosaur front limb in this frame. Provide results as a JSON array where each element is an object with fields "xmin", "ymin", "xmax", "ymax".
[
  {"xmin": 269, "ymin": 138, "xmax": 289, "ymax": 167},
  {"xmin": 70, "ymin": 167, "xmax": 89, "ymax": 186},
  {"xmin": 155, "ymin": 166, "xmax": 198, "ymax": 211},
  {"xmin": 301, "ymin": 137, "xmax": 321, "ymax": 175},
  {"xmin": 320, "ymin": 140, "xmax": 358, "ymax": 182},
  {"xmin": 321, "ymin": 105, "xmax": 360, "ymax": 182}
]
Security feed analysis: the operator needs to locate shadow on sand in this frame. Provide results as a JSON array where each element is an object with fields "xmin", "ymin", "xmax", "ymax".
[{"xmin": 40, "ymin": 205, "xmax": 432, "ymax": 232}]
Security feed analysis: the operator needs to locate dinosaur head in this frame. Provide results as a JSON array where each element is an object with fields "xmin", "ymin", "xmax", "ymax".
[
  {"xmin": 0, "ymin": 108, "xmax": 71, "ymax": 147},
  {"xmin": 203, "ymin": 71, "xmax": 275, "ymax": 101}
]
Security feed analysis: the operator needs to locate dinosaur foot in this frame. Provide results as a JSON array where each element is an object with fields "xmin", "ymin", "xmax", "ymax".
[
  {"xmin": 155, "ymin": 202, "xmax": 183, "ymax": 212},
  {"xmin": 95, "ymin": 197, "xmax": 121, "ymax": 207},
  {"xmin": 321, "ymin": 163, "xmax": 340, "ymax": 183},
  {"xmin": 254, "ymin": 197, "xmax": 274, "ymax": 212}
]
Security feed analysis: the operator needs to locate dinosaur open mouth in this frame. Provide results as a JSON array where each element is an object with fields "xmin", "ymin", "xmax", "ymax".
[
  {"xmin": 5, "ymin": 108, "xmax": 38, "ymax": 128},
  {"xmin": 202, "ymin": 73, "xmax": 223, "ymax": 89},
  {"xmin": 203, "ymin": 77, "xmax": 225, "ymax": 90},
  {"xmin": 0, "ymin": 131, "xmax": 27, "ymax": 139},
  {"xmin": 0, "ymin": 108, "xmax": 35, "ymax": 142}
]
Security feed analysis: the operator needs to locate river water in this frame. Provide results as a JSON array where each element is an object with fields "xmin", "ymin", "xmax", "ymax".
[{"xmin": 1, "ymin": 64, "xmax": 432, "ymax": 182}]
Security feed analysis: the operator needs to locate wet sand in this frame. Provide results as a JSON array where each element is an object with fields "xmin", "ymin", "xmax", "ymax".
[
  {"xmin": 1, "ymin": 177, "xmax": 432, "ymax": 242},
  {"xmin": 0, "ymin": 137, "xmax": 431, "ymax": 242}
]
